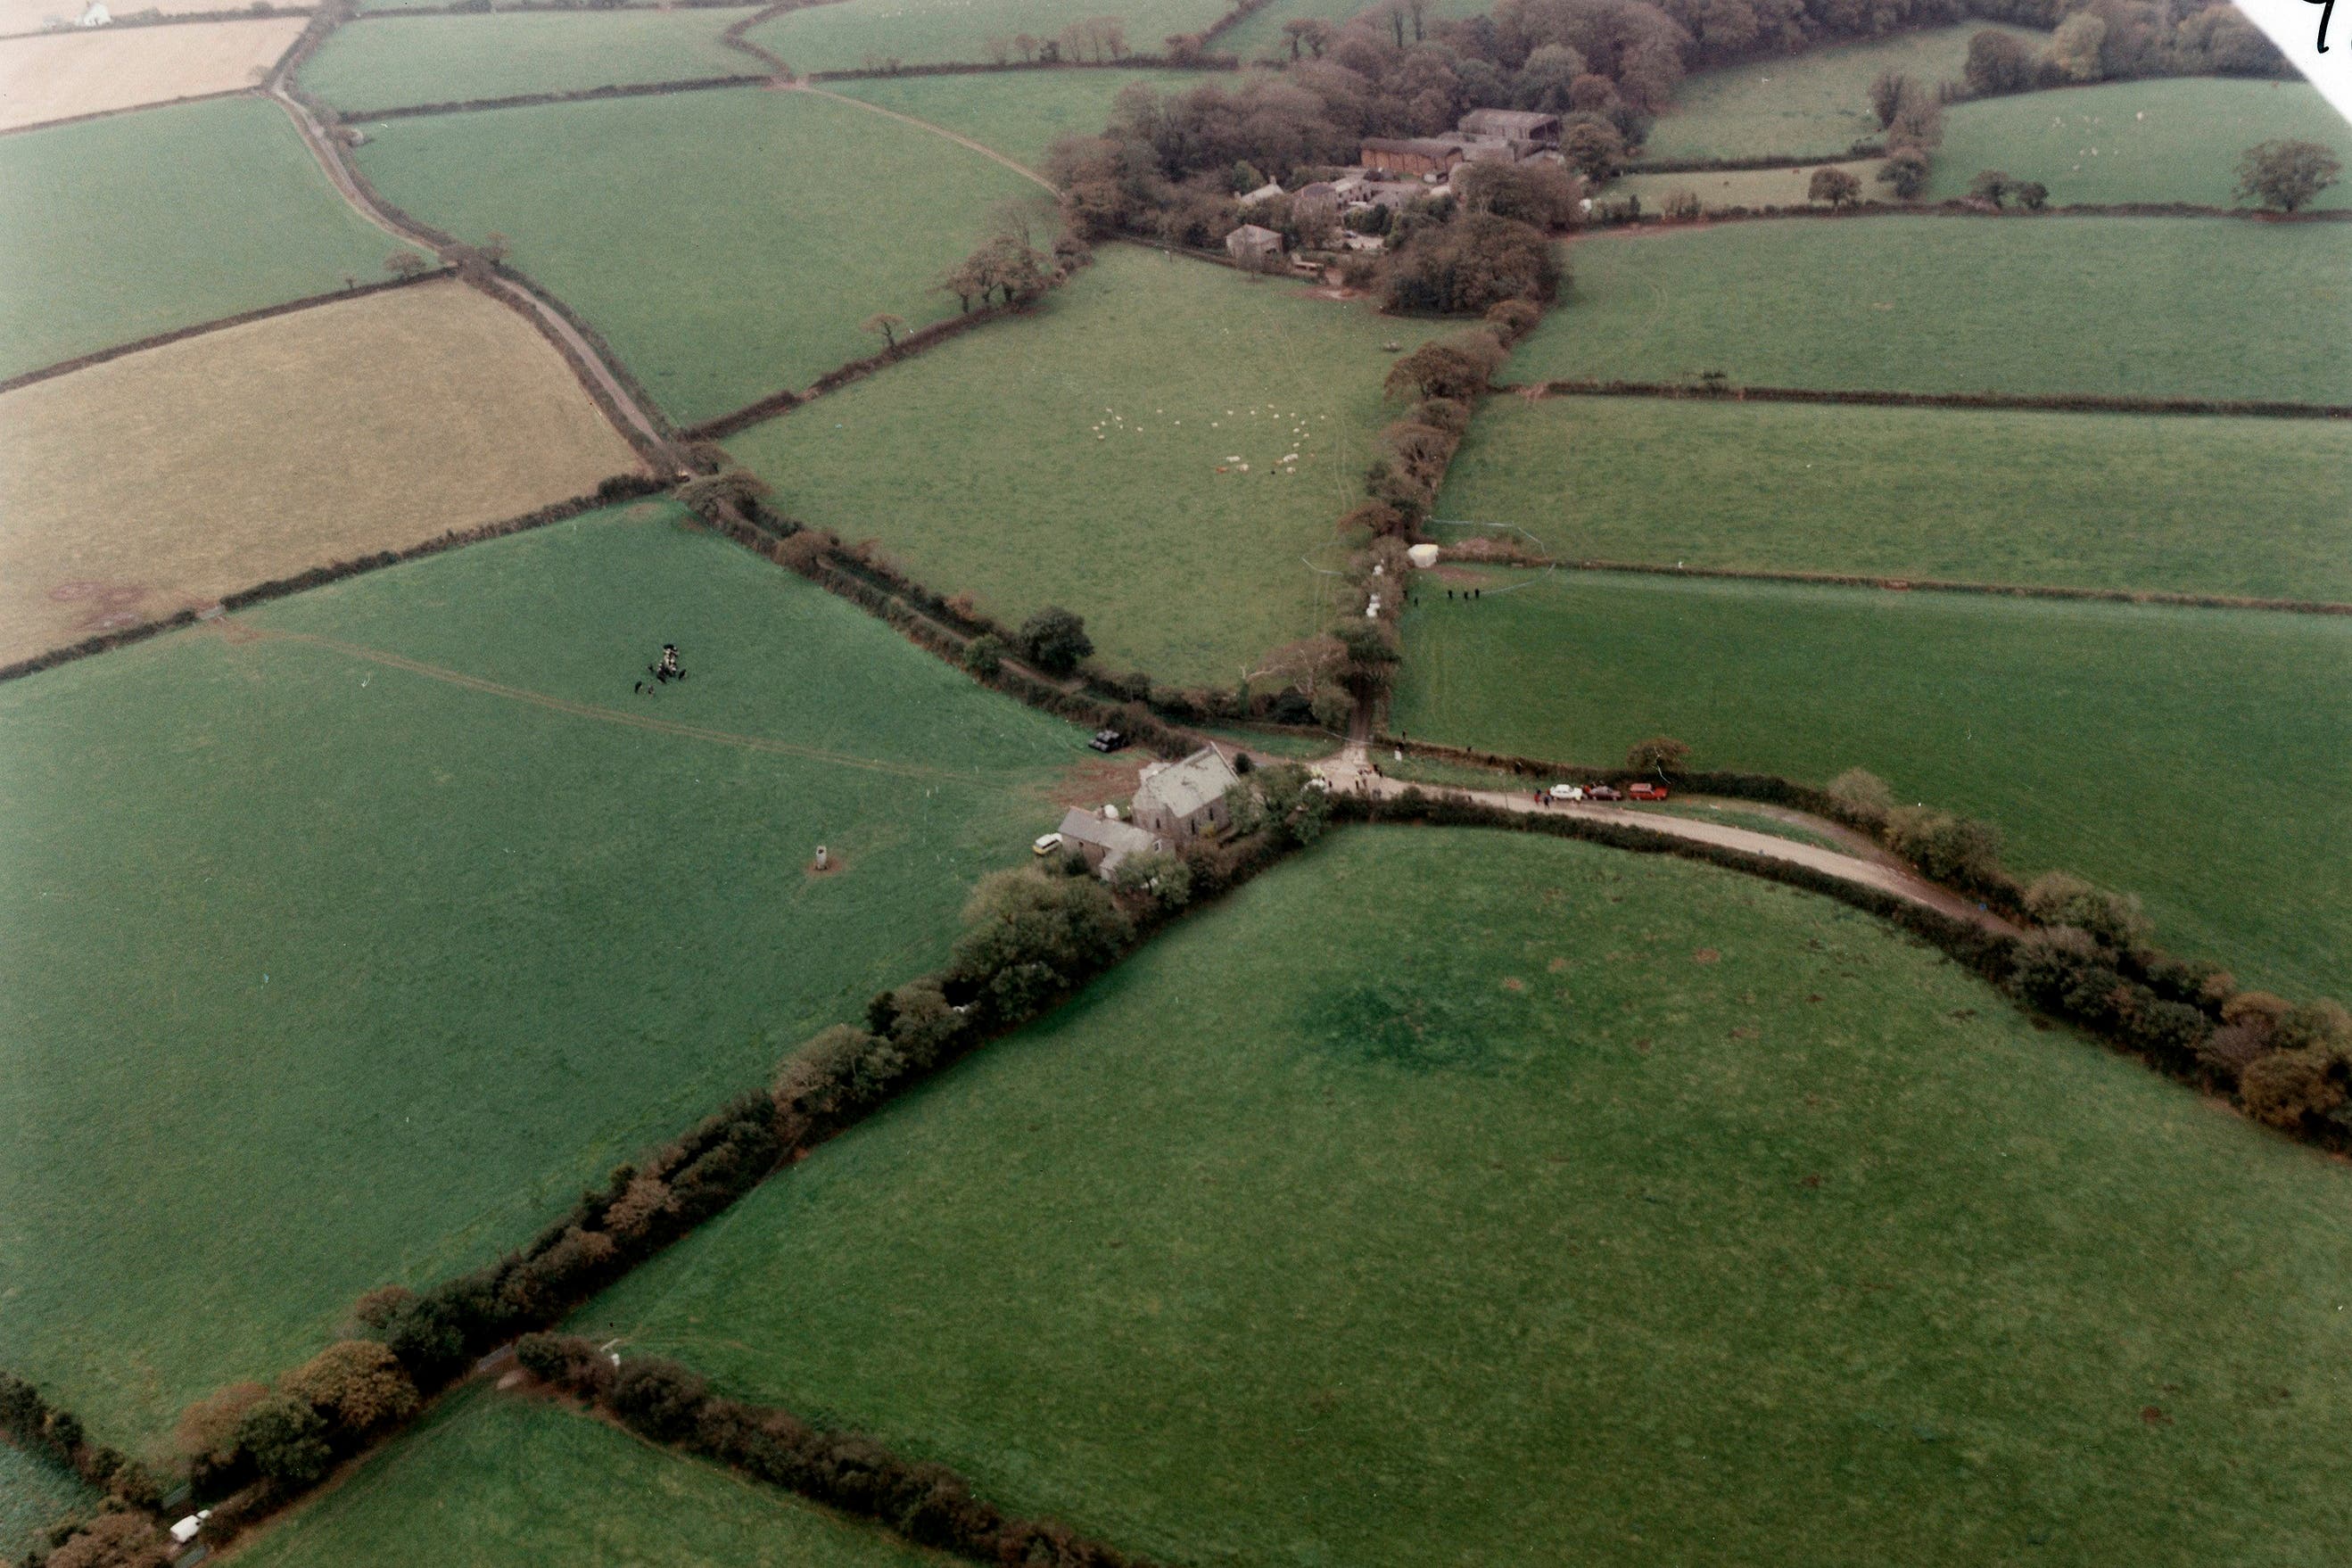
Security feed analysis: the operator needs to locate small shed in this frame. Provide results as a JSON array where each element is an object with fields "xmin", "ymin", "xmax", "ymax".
[
  {"xmin": 1240, "ymin": 180, "xmax": 1286, "ymax": 204},
  {"xmin": 1224, "ymin": 224, "xmax": 1284, "ymax": 262}
]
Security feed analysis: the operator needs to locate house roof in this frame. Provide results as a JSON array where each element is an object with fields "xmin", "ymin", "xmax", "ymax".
[
  {"xmin": 1361, "ymin": 137, "xmax": 1463, "ymax": 160},
  {"xmin": 1242, "ymin": 180, "xmax": 1286, "ymax": 202},
  {"xmin": 1460, "ymin": 109, "xmax": 1560, "ymax": 136},
  {"xmin": 1135, "ymin": 745, "xmax": 1241, "ymax": 822},
  {"xmin": 1057, "ymin": 807, "xmax": 1161, "ymax": 872}
]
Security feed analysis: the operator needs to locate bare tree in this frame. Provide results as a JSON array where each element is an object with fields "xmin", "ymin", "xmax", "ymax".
[{"xmin": 862, "ymin": 312, "xmax": 907, "ymax": 350}]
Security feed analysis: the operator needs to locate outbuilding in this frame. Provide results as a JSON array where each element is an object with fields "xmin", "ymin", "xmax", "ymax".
[
  {"xmin": 1223, "ymin": 224, "xmax": 1285, "ymax": 261},
  {"xmin": 1054, "ymin": 806, "xmax": 1166, "ymax": 881},
  {"xmin": 1359, "ymin": 137, "xmax": 1463, "ymax": 179}
]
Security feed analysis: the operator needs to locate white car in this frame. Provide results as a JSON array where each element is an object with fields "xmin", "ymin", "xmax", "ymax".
[
  {"xmin": 1548, "ymin": 784, "xmax": 1584, "ymax": 802},
  {"xmin": 1032, "ymin": 832, "xmax": 1066, "ymax": 855}
]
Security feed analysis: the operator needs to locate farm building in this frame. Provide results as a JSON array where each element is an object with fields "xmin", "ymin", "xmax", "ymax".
[
  {"xmin": 1240, "ymin": 180, "xmax": 1286, "ymax": 204},
  {"xmin": 1458, "ymin": 109, "xmax": 1561, "ymax": 151},
  {"xmin": 1132, "ymin": 745, "xmax": 1241, "ymax": 841},
  {"xmin": 1359, "ymin": 138, "xmax": 1462, "ymax": 178},
  {"xmin": 1430, "ymin": 131, "xmax": 1522, "ymax": 165},
  {"xmin": 1224, "ymin": 224, "xmax": 1284, "ymax": 262},
  {"xmin": 1055, "ymin": 806, "xmax": 1164, "ymax": 880}
]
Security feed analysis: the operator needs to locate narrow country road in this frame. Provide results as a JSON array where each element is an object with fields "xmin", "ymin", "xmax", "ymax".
[
  {"xmin": 1310, "ymin": 739, "xmax": 2014, "ymax": 936},
  {"xmin": 264, "ymin": 82, "xmax": 676, "ymax": 458}
]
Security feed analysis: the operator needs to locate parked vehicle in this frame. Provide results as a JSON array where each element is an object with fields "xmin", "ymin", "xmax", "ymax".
[
  {"xmin": 1548, "ymin": 784, "xmax": 1584, "ymax": 802},
  {"xmin": 1628, "ymin": 782, "xmax": 1670, "ymax": 802},
  {"xmin": 1586, "ymin": 784, "xmax": 1624, "ymax": 802},
  {"xmin": 1087, "ymin": 728, "xmax": 1126, "ymax": 753},
  {"xmin": 1032, "ymin": 832, "xmax": 1065, "ymax": 855}
]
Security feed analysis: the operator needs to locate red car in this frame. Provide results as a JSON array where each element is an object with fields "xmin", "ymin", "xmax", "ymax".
[{"xmin": 1627, "ymin": 782, "xmax": 1670, "ymax": 802}]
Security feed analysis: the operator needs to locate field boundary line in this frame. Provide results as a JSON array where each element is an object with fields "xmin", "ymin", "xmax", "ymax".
[
  {"xmin": 267, "ymin": 11, "xmax": 681, "ymax": 459},
  {"xmin": 790, "ymin": 79, "xmax": 1053, "ymax": 189},
  {"xmin": 1584, "ymin": 200, "xmax": 2352, "ymax": 227},
  {"xmin": 331, "ymin": 74, "xmax": 769, "ymax": 122},
  {"xmin": 678, "ymin": 297, "xmax": 1031, "ymax": 438},
  {"xmin": 1440, "ymin": 553, "xmax": 2352, "ymax": 619},
  {"xmin": 718, "ymin": 0, "xmax": 800, "ymax": 77},
  {"xmin": 0, "ymin": 6, "xmax": 316, "ymax": 44},
  {"xmin": 0, "ymin": 268, "xmax": 454, "ymax": 398},
  {"xmin": 1508, "ymin": 379, "xmax": 2352, "ymax": 421},
  {"xmin": 223, "ymin": 623, "xmax": 1020, "ymax": 784},
  {"xmin": 0, "ymin": 85, "xmax": 248, "ymax": 139},
  {"xmin": 0, "ymin": 481, "xmax": 659, "ymax": 687}
]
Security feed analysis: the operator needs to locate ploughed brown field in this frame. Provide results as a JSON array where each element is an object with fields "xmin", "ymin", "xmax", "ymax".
[
  {"xmin": 0, "ymin": 278, "xmax": 640, "ymax": 664},
  {"xmin": 0, "ymin": 16, "xmax": 306, "ymax": 131}
]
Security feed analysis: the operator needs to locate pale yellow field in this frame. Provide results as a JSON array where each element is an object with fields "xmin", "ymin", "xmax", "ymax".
[
  {"xmin": 0, "ymin": 0, "xmax": 265, "ymax": 39},
  {"xmin": 0, "ymin": 280, "xmax": 642, "ymax": 664},
  {"xmin": 0, "ymin": 15, "xmax": 305, "ymax": 130}
]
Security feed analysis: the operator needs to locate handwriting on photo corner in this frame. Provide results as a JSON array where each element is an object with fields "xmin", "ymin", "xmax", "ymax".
[{"xmin": 2309, "ymin": 0, "xmax": 2334, "ymax": 54}]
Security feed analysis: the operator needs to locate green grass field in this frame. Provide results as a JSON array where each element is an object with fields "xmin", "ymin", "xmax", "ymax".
[
  {"xmin": 824, "ymin": 68, "xmax": 1223, "ymax": 170},
  {"xmin": 0, "ymin": 1443, "xmax": 94, "ymax": 1564},
  {"xmin": 1216, "ymin": 0, "xmax": 1485, "ymax": 63},
  {"xmin": 1637, "ymin": 23, "xmax": 2044, "ymax": 164},
  {"xmin": 0, "ymin": 96, "xmax": 391, "ymax": 382},
  {"xmin": 749, "ymin": 0, "xmax": 1230, "ymax": 75},
  {"xmin": 0, "ymin": 501, "xmax": 1091, "ymax": 1455},
  {"xmin": 1514, "ymin": 218, "xmax": 2352, "ymax": 403},
  {"xmin": 1611, "ymin": 157, "xmax": 1884, "ymax": 211},
  {"xmin": 1435, "ymin": 394, "xmax": 2352, "ymax": 601},
  {"xmin": 1391, "ymin": 569, "xmax": 2352, "ymax": 1003},
  {"xmin": 1925, "ymin": 78, "xmax": 2352, "ymax": 209},
  {"xmin": 726, "ymin": 244, "xmax": 1449, "ymax": 687},
  {"xmin": 233, "ymin": 1386, "xmax": 953, "ymax": 1568},
  {"xmin": 574, "ymin": 827, "xmax": 2352, "ymax": 1567},
  {"xmin": 301, "ymin": 9, "xmax": 761, "ymax": 111},
  {"xmin": 351, "ymin": 87, "xmax": 1043, "ymax": 425}
]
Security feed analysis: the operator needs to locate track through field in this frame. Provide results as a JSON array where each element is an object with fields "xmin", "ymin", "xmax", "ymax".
[{"xmin": 223, "ymin": 620, "xmax": 1007, "ymax": 785}]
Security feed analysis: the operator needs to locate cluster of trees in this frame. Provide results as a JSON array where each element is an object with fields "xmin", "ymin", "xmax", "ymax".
[
  {"xmin": 978, "ymin": 16, "xmax": 1132, "ymax": 65},
  {"xmin": 937, "ymin": 205, "xmax": 1078, "ymax": 314},
  {"xmin": 518, "ymin": 1336, "xmax": 1168, "ymax": 1568},
  {"xmin": 174, "ymin": 1341, "xmax": 417, "ymax": 1498},
  {"xmin": 166, "ymin": 1092, "xmax": 783, "ymax": 1546},
  {"xmin": 1964, "ymin": 2, "xmax": 2287, "ymax": 96},
  {"xmin": 1817, "ymin": 766, "xmax": 2350, "ymax": 1139},
  {"xmin": 1867, "ymin": 66, "xmax": 1948, "ymax": 195},
  {"xmin": 3, "ymin": 1371, "xmax": 161, "ymax": 1568}
]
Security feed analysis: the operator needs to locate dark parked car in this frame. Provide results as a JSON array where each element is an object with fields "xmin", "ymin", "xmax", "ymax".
[
  {"xmin": 1585, "ymin": 784, "xmax": 1624, "ymax": 802},
  {"xmin": 1088, "ymin": 728, "xmax": 1127, "ymax": 754}
]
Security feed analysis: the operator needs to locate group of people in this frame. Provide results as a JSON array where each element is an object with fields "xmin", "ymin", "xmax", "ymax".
[{"xmin": 633, "ymin": 643, "xmax": 683, "ymax": 695}]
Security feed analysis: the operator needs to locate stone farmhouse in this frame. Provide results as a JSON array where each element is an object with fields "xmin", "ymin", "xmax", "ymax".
[{"xmin": 1133, "ymin": 746, "xmax": 1242, "ymax": 842}]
